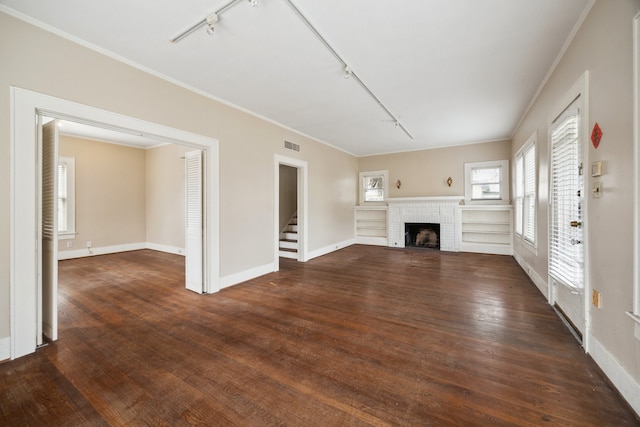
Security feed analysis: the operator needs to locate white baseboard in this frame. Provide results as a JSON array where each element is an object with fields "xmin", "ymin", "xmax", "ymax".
[
  {"xmin": 355, "ymin": 236, "xmax": 388, "ymax": 246},
  {"xmin": 57, "ymin": 242, "xmax": 147, "ymax": 260},
  {"xmin": 219, "ymin": 262, "xmax": 275, "ymax": 290},
  {"xmin": 58, "ymin": 242, "xmax": 185, "ymax": 260},
  {"xmin": 513, "ymin": 252, "xmax": 548, "ymax": 299},
  {"xmin": 146, "ymin": 242, "xmax": 184, "ymax": 256},
  {"xmin": 0, "ymin": 336, "xmax": 10, "ymax": 361},
  {"xmin": 307, "ymin": 238, "xmax": 355, "ymax": 261},
  {"xmin": 589, "ymin": 335, "xmax": 640, "ymax": 416},
  {"xmin": 461, "ymin": 242, "xmax": 513, "ymax": 256}
]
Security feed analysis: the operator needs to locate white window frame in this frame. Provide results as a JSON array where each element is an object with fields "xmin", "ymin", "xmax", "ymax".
[
  {"xmin": 57, "ymin": 156, "xmax": 76, "ymax": 240},
  {"xmin": 515, "ymin": 133, "xmax": 536, "ymax": 248},
  {"xmin": 359, "ymin": 170, "xmax": 388, "ymax": 205},
  {"xmin": 464, "ymin": 160, "xmax": 510, "ymax": 204}
]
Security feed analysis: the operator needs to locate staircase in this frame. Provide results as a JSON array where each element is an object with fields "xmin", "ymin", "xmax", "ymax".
[{"xmin": 279, "ymin": 212, "xmax": 298, "ymax": 259}]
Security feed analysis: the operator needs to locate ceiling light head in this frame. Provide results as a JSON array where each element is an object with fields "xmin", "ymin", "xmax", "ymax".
[
  {"xmin": 394, "ymin": 121, "xmax": 400, "ymax": 128},
  {"xmin": 343, "ymin": 66, "xmax": 352, "ymax": 79},
  {"xmin": 205, "ymin": 13, "xmax": 218, "ymax": 35},
  {"xmin": 248, "ymin": 0, "xmax": 259, "ymax": 6}
]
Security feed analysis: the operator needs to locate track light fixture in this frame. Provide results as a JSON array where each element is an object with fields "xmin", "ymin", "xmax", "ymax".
[
  {"xmin": 343, "ymin": 66, "xmax": 352, "ymax": 79},
  {"xmin": 205, "ymin": 14, "xmax": 218, "ymax": 35},
  {"xmin": 171, "ymin": 0, "xmax": 257, "ymax": 43}
]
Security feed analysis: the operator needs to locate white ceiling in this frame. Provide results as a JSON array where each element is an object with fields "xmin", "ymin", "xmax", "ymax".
[{"xmin": 1, "ymin": 0, "xmax": 591, "ymax": 156}]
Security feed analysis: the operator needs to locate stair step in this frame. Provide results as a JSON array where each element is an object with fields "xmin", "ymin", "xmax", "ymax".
[
  {"xmin": 282, "ymin": 232, "xmax": 297, "ymax": 240},
  {"xmin": 279, "ymin": 239, "xmax": 298, "ymax": 250},
  {"xmin": 284, "ymin": 225, "xmax": 298, "ymax": 232},
  {"xmin": 279, "ymin": 250, "xmax": 298, "ymax": 259}
]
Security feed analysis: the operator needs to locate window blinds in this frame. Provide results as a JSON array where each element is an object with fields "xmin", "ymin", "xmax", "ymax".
[
  {"xmin": 549, "ymin": 111, "xmax": 583, "ymax": 289},
  {"xmin": 57, "ymin": 162, "xmax": 68, "ymax": 232},
  {"xmin": 523, "ymin": 145, "xmax": 536, "ymax": 243}
]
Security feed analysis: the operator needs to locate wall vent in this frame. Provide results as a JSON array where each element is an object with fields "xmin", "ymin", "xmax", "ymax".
[{"xmin": 284, "ymin": 141, "xmax": 300, "ymax": 152}]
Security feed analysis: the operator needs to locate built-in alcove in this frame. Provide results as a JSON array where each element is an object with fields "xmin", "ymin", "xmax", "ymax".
[{"xmin": 404, "ymin": 223, "xmax": 440, "ymax": 250}]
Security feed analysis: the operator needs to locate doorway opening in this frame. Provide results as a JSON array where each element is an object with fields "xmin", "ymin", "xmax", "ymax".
[
  {"xmin": 10, "ymin": 88, "xmax": 220, "ymax": 359},
  {"xmin": 273, "ymin": 155, "xmax": 308, "ymax": 271}
]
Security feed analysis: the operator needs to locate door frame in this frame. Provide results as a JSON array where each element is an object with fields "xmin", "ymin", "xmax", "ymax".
[
  {"xmin": 9, "ymin": 87, "xmax": 220, "ymax": 359},
  {"xmin": 546, "ymin": 71, "xmax": 590, "ymax": 350},
  {"xmin": 273, "ymin": 154, "xmax": 308, "ymax": 270}
]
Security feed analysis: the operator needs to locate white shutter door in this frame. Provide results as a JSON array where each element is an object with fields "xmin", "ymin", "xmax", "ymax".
[
  {"xmin": 549, "ymin": 111, "xmax": 583, "ymax": 290},
  {"xmin": 41, "ymin": 120, "xmax": 59, "ymax": 342},
  {"xmin": 185, "ymin": 150, "xmax": 204, "ymax": 293},
  {"xmin": 523, "ymin": 145, "xmax": 536, "ymax": 243}
]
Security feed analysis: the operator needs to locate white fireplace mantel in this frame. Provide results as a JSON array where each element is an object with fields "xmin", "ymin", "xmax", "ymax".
[{"xmin": 387, "ymin": 196, "xmax": 463, "ymax": 251}]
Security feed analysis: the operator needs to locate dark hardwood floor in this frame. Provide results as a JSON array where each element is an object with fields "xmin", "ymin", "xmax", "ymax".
[{"xmin": 0, "ymin": 246, "xmax": 637, "ymax": 426}]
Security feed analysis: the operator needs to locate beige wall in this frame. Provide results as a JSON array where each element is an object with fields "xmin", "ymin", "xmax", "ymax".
[
  {"xmin": 0, "ymin": 12, "xmax": 358, "ymax": 340},
  {"xmin": 57, "ymin": 136, "xmax": 147, "ymax": 253},
  {"xmin": 512, "ymin": 0, "xmax": 640, "ymax": 386},
  {"xmin": 146, "ymin": 144, "xmax": 191, "ymax": 250},
  {"xmin": 358, "ymin": 140, "xmax": 512, "ymax": 199}
]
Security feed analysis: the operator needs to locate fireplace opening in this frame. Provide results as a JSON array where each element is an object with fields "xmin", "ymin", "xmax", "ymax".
[{"xmin": 405, "ymin": 223, "xmax": 440, "ymax": 250}]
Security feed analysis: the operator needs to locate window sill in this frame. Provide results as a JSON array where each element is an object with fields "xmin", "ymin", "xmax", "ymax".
[{"xmin": 58, "ymin": 232, "xmax": 77, "ymax": 240}]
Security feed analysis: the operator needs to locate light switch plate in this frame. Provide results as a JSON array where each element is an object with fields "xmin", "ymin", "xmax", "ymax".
[{"xmin": 593, "ymin": 182, "xmax": 602, "ymax": 198}]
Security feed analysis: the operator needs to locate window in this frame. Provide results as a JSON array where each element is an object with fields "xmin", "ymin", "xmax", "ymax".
[
  {"xmin": 464, "ymin": 160, "xmax": 509, "ymax": 203},
  {"xmin": 359, "ymin": 170, "xmax": 388, "ymax": 204},
  {"xmin": 58, "ymin": 156, "xmax": 76, "ymax": 239},
  {"xmin": 515, "ymin": 134, "xmax": 536, "ymax": 245}
]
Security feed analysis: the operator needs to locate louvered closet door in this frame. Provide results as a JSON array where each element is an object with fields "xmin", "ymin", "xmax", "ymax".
[
  {"xmin": 41, "ymin": 119, "xmax": 59, "ymax": 342},
  {"xmin": 549, "ymin": 102, "xmax": 585, "ymax": 334},
  {"xmin": 185, "ymin": 150, "xmax": 204, "ymax": 293}
]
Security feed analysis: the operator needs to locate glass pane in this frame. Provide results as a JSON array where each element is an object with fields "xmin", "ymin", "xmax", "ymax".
[
  {"xmin": 366, "ymin": 176, "xmax": 383, "ymax": 190},
  {"xmin": 364, "ymin": 188, "xmax": 384, "ymax": 202},
  {"xmin": 471, "ymin": 183, "xmax": 500, "ymax": 199},
  {"xmin": 471, "ymin": 167, "xmax": 500, "ymax": 184}
]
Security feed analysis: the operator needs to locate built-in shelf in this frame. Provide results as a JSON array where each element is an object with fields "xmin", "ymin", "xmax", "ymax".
[
  {"xmin": 460, "ymin": 205, "xmax": 513, "ymax": 255},
  {"xmin": 355, "ymin": 206, "xmax": 388, "ymax": 246}
]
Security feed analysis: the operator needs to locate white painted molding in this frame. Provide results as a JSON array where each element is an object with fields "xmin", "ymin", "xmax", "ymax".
[
  {"xmin": 57, "ymin": 243, "xmax": 147, "ymax": 260},
  {"xmin": 220, "ymin": 263, "xmax": 275, "ymax": 290},
  {"xmin": 461, "ymin": 243, "xmax": 512, "ymax": 256},
  {"xmin": 307, "ymin": 239, "xmax": 355, "ymax": 261},
  {"xmin": 589, "ymin": 335, "xmax": 640, "ymax": 416},
  {"xmin": 513, "ymin": 252, "xmax": 548, "ymax": 300},
  {"xmin": 633, "ymin": 11, "xmax": 640, "ymax": 341},
  {"xmin": 0, "ymin": 336, "xmax": 10, "ymax": 361},
  {"xmin": 387, "ymin": 196, "xmax": 464, "ymax": 203},
  {"xmin": 355, "ymin": 236, "xmax": 388, "ymax": 246},
  {"xmin": 146, "ymin": 243, "xmax": 185, "ymax": 256}
]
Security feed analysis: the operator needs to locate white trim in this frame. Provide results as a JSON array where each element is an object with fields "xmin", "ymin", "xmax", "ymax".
[
  {"xmin": 589, "ymin": 334, "xmax": 640, "ymax": 416},
  {"xmin": 307, "ymin": 239, "xmax": 355, "ymax": 261},
  {"xmin": 0, "ymin": 6, "xmax": 355, "ymax": 157},
  {"xmin": 547, "ymin": 71, "xmax": 590, "ymax": 350},
  {"xmin": 274, "ymin": 155, "xmax": 308, "ymax": 271},
  {"xmin": 511, "ymin": 0, "xmax": 596, "ymax": 137},
  {"xmin": 359, "ymin": 170, "xmax": 389, "ymax": 205},
  {"xmin": 513, "ymin": 252, "xmax": 548, "ymax": 299},
  {"xmin": 387, "ymin": 196, "xmax": 464, "ymax": 203},
  {"xmin": 56, "ymin": 242, "xmax": 185, "ymax": 260},
  {"xmin": 464, "ymin": 160, "xmax": 510, "ymax": 204},
  {"xmin": 461, "ymin": 242, "xmax": 512, "ymax": 256},
  {"xmin": 9, "ymin": 87, "xmax": 220, "ymax": 359},
  {"xmin": 633, "ymin": 12, "xmax": 640, "ymax": 340},
  {"xmin": 220, "ymin": 262, "xmax": 275, "ymax": 289},
  {"xmin": 355, "ymin": 236, "xmax": 388, "ymax": 246},
  {"xmin": 0, "ymin": 337, "xmax": 10, "ymax": 361},
  {"xmin": 146, "ymin": 243, "xmax": 184, "ymax": 256}
]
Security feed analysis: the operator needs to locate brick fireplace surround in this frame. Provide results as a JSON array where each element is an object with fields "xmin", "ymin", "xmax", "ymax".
[{"xmin": 387, "ymin": 197, "xmax": 463, "ymax": 252}]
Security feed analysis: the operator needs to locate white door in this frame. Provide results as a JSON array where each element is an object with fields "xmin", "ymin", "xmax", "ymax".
[
  {"xmin": 549, "ymin": 100, "xmax": 585, "ymax": 336},
  {"xmin": 40, "ymin": 119, "xmax": 59, "ymax": 342},
  {"xmin": 185, "ymin": 150, "xmax": 204, "ymax": 293}
]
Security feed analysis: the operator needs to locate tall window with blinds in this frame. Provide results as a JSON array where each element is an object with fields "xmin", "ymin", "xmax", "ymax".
[
  {"xmin": 515, "ymin": 137, "xmax": 536, "ymax": 245},
  {"xmin": 549, "ymin": 107, "xmax": 583, "ymax": 290},
  {"xmin": 57, "ymin": 156, "xmax": 75, "ymax": 238}
]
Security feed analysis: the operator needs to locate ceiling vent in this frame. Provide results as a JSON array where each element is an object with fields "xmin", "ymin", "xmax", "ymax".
[{"xmin": 284, "ymin": 140, "xmax": 300, "ymax": 152}]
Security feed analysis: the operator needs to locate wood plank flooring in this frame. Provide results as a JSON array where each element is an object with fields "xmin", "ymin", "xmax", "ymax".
[{"xmin": 0, "ymin": 246, "xmax": 637, "ymax": 426}]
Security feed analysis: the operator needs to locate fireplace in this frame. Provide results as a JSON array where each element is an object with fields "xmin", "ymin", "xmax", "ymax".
[{"xmin": 405, "ymin": 223, "xmax": 440, "ymax": 249}]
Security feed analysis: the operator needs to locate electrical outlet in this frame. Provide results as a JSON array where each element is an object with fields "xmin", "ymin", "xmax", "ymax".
[
  {"xmin": 66, "ymin": 241, "xmax": 73, "ymax": 248},
  {"xmin": 86, "ymin": 241, "xmax": 92, "ymax": 248},
  {"xmin": 592, "ymin": 290, "xmax": 602, "ymax": 308}
]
